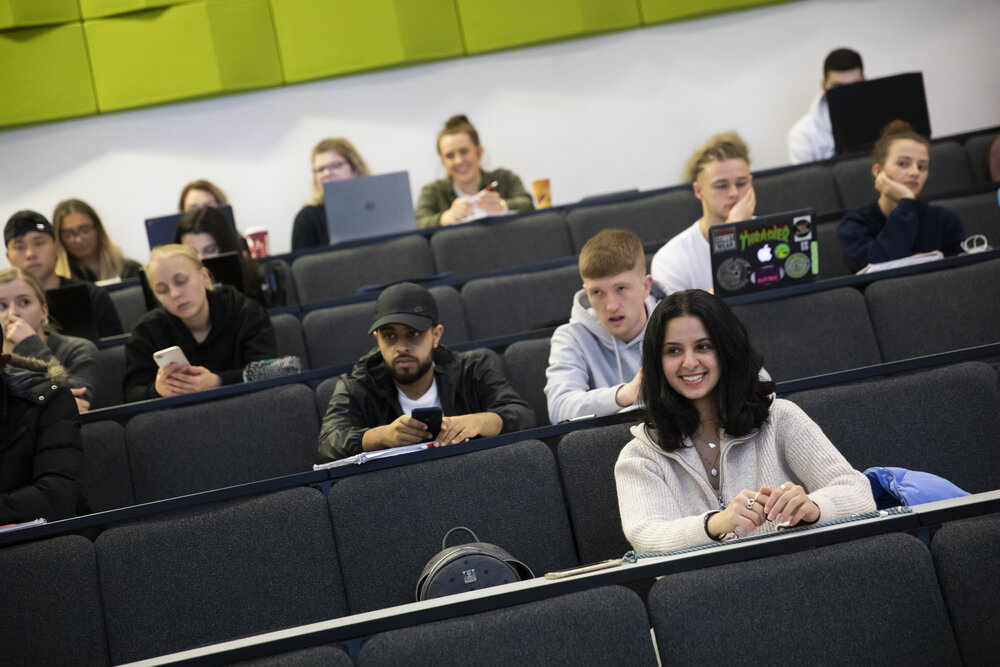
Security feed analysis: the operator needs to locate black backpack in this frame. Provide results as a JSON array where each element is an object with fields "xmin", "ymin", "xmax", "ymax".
[{"xmin": 415, "ymin": 527, "xmax": 534, "ymax": 601}]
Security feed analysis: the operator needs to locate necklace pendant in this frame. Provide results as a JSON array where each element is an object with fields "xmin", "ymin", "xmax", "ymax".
[
  {"xmin": 709, "ymin": 442, "xmax": 716, "ymax": 449},
  {"xmin": 711, "ymin": 468, "xmax": 718, "ymax": 476}
]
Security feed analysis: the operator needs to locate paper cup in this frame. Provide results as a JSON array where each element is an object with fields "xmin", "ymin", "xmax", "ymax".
[
  {"xmin": 532, "ymin": 179, "xmax": 551, "ymax": 209},
  {"xmin": 245, "ymin": 227, "xmax": 270, "ymax": 259}
]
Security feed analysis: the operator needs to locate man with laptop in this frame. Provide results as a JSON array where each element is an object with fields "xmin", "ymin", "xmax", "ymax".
[
  {"xmin": 317, "ymin": 282, "xmax": 535, "ymax": 462},
  {"xmin": 5, "ymin": 210, "xmax": 123, "ymax": 338},
  {"xmin": 787, "ymin": 48, "xmax": 865, "ymax": 164},
  {"xmin": 545, "ymin": 229, "xmax": 665, "ymax": 423}
]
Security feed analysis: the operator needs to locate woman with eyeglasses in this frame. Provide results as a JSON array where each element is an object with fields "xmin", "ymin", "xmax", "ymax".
[
  {"xmin": 291, "ymin": 137, "xmax": 371, "ymax": 250},
  {"xmin": 52, "ymin": 199, "xmax": 141, "ymax": 283}
]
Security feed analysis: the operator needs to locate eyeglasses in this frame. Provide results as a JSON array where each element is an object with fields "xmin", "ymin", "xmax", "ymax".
[
  {"xmin": 61, "ymin": 225, "xmax": 95, "ymax": 241},
  {"xmin": 313, "ymin": 160, "xmax": 348, "ymax": 175}
]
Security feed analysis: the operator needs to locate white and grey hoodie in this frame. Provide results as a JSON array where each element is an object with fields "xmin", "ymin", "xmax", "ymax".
[{"xmin": 544, "ymin": 282, "xmax": 665, "ymax": 423}]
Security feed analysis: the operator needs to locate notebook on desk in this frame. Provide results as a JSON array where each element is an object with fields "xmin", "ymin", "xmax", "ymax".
[
  {"xmin": 827, "ymin": 72, "xmax": 930, "ymax": 154},
  {"xmin": 144, "ymin": 204, "xmax": 238, "ymax": 250},
  {"xmin": 709, "ymin": 209, "xmax": 818, "ymax": 296},
  {"xmin": 323, "ymin": 171, "xmax": 415, "ymax": 245}
]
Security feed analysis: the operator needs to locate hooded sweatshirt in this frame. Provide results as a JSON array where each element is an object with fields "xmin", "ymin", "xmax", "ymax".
[
  {"xmin": 544, "ymin": 283, "xmax": 665, "ymax": 424},
  {"xmin": 787, "ymin": 91, "xmax": 835, "ymax": 165}
]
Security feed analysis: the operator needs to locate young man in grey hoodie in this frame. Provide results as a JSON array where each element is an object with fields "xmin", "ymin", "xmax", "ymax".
[{"xmin": 544, "ymin": 229, "xmax": 666, "ymax": 423}]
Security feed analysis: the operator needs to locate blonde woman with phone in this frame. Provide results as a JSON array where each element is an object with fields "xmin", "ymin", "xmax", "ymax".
[{"xmin": 122, "ymin": 244, "xmax": 276, "ymax": 402}]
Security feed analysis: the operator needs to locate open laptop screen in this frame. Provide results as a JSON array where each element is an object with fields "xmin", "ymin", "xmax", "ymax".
[
  {"xmin": 827, "ymin": 72, "xmax": 930, "ymax": 154},
  {"xmin": 323, "ymin": 171, "xmax": 415, "ymax": 245}
]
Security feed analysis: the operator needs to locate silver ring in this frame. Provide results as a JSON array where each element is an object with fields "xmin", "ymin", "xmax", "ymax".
[
  {"xmin": 779, "ymin": 484, "xmax": 788, "ymax": 491},
  {"xmin": 745, "ymin": 497, "xmax": 756, "ymax": 510}
]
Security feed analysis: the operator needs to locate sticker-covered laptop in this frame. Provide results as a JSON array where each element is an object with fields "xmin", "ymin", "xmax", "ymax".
[{"xmin": 709, "ymin": 208, "xmax": 818, "ymax": 296}]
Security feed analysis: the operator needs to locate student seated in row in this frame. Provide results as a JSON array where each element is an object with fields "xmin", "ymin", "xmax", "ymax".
[
  {"xmin": 4, "ymin": 211, "xmax": 123, "ymax": 338},
  {"xmin": 615, "ymin": 289, "xmax": 874, "ymax": 553},
  {"xmin": 838, "ymin": 121, "xmax": 965, "ymax": 272},
  {"xmin": 545, "ymin": 229, "xmax": 665, "ymax": 423},
  {"xmin": 416, "ymin": 115, "xmax": 534, "ymax": 228},
  {"xmin": 318, "ymin": 282, "xmax": 535, "ymax": 462},
  {"xmin": 179, "ymin": 179, "xmax": 229, "ymax": 212},
  {"xmin": 122, "ymin": 244, "xmax": 276, "ymax": 402},
  {"xmin": 292, "ymin": 138, "xmax": 371, "ymax": 250},
  {"xmin": 651, "ymin": 133, "xmax": 756, "ymax": 294},
  {"xmin": 0, "ymin": 268, "xmax": 98, "ymax": 413},
  {"xmin": 52, "ymin": 199, "xmax": 142, "ymax": 283},
  {"xmin": 174, "ymin": 206, "xmax": 265, "ymax": 305}
]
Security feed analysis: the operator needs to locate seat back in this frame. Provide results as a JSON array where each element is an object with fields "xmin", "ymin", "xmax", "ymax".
[
  {"xmin": 125, "ymin": 383, "xmax": 319, "ymax": 502},
  {"xmin": 832, "ymin": 155, "xmax": 875, "ymax": 210},
  {"xmin": 557, "ymin": 421, "xmax": 638, "ymax": 563},
  {"xmin": 430, "ymin": 211, "xmax": 572, "ymax": 275},
  {"xmin": 81, "ymin": 420, "xmax": 134, "ymax": 512},
  {"xmin": 0, "ymin": 535, "xmax": 109, "ymax": 666},
  {"xmin": 96, "ymin": 487, "xmax": 347, "ymax": 664},
  {"xmin": 270, "ymin": 312, "xmax": 309, "ymax": 368},
  {"xmin": 753, "ymin": 165, "xmax": 841, "ymax": 215},
  {"xmin": 731, "ymin": 287, "xmax": 882, "ymax": 381},
  {"xmin": 502, "ymin": 337, "xmax": 552, "ymax": 426},
  {"xmin": 462, "ymin": 264, "xmax": 579, "ymax": 340},
  {"xmin": 935, "ymin": 190, "xmax": 1000, "ymax": 240},
  {"xmin": 815, "ymin": 218, "xmax": 852, "ymax": 279},
  {"xmin": 648, "ymin": 533, "xmax": 960, "ymax": 664},
  {"xmin": 109, "ymin": 283, "xmax": 148, "ymax": 333},
  {"xmin": 565, "ymin": 188, "xmax": 701, "ymax": 252},
  {"xmin": 291, "ymin": 235, "xmax": 436, "ymax": 304},
  {"xmin": 923, "ymin": 141, "xmax": 976, "ymax": 197},
  {"xmin": 964, "ymin": 132, "xmax": 999, "ymax": 184},
  {"xmin": 787, "ymin": 362, "xmax": 1000, "ymax": 493},
  {"xmin": 357, "ymin": 586, "xmax": 657, "ymax": 666},
  {"xmin": 327, "ymin": 439, "xmax": 578, "ymax": 613},
  {"xmin": 864, "ymin": 258, "xmax": 1000, "ymax": 361},
  {"xmin": 94, "ymin": 342, "xmax": 127, "ymax": 409}
]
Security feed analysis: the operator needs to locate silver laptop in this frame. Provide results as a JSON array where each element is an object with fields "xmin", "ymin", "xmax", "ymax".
[{"xmin": 323, "ymin": 171, "xmax": 415, "ymax": 245}]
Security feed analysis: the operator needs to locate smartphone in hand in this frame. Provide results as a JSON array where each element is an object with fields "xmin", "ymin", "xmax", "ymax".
[
  {"xmin": 153, "ymin": 345, "xmax": 191, "ymax": 370},
  {"xmin": 411, "ymin": 407, "xmax": 443, "ymax": 440}
]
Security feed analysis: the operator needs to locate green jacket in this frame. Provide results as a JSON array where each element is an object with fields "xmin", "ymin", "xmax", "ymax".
[{"xmin": 415, "ymin": 167, "xmax": 534, "ymax": 229}]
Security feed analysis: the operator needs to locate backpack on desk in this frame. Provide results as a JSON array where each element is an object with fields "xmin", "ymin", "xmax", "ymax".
[{"xmin": 415, "ymin": 526, "xmax": 534, "ymax": 601}]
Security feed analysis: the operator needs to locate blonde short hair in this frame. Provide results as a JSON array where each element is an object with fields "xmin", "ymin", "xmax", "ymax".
[{"xmin": 684, "ymin": 132, "xmax": 750, "ymax": 183}]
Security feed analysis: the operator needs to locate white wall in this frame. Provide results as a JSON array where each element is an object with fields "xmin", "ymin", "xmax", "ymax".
[{"xmin": 1, "ymin": 0, "xmax": 997, "ymax": 265}]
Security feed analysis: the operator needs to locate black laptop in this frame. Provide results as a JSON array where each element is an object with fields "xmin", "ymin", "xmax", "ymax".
[
  {"xmin": 45, "ymin": 283, "xmax": 99, "ymax": 340},
  {"xmin": 709, "ymin": 209, "xmax": 818, "ymax": 296},
  {"xmin": 144, "ymin": 204, "xmax": 238, "ymax": 250},
  {"xmin": 827, "ymin": 72, "xmax": 931, "ymax": 154}
]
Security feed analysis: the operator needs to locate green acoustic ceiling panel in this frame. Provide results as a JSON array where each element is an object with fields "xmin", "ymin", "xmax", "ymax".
[
  {"xmin": 0, "ymin": 23, "xmax": 97, "ymax": 126},
  {"xmin": 85, "ymin": 0, "xmax": 282, "ymax": 111},
  {"xmin": 456, "ymin": 0, "xmax": 641, "ymax": 54},
  {"xmin": 640, "ymin": 0, "xmax": 794, "ymax": 25},
  {"xmin": 0, "ymin": 0, "xmax": 79, "ymax": 30},
  {"xmin": 78, "ymin": 0, "xmax": 189, "ymax": 20},
  {"xmin": 271, "ymin": 0, "xmax": 463, "ymax": 83}
]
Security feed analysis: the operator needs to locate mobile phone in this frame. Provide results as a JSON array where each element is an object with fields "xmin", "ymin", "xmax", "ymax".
[
  {"xmin": 544, "ymin": 558, "xmax": 623, "ymax": 580},
  {"xmin": 411, "ymin": 407, "xmax": 443, "ymax": 440},
  {"xmin": 153, "ymin": 345, "xmax": 191, "ymax": 369}
]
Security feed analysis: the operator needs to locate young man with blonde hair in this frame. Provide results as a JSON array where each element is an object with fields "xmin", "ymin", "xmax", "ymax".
[{"xmin": 545, "ymin": 229, "xmax": 665, "ymax": 423}]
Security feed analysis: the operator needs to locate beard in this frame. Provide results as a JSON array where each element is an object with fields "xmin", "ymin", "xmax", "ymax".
[{"xmin": 386, "ymin": 354, "xmax": 434, "ymax": 386}]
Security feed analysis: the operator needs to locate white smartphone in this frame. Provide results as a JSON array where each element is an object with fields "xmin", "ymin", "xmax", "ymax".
[{"xmin": 153, "ymin": 345, "xmax": 191, "ymax": 369}]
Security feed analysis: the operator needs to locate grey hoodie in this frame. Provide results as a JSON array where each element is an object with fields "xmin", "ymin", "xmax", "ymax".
[{"xmin": 544, "ymin": 282, "xmax": 665, "ymax": 423}]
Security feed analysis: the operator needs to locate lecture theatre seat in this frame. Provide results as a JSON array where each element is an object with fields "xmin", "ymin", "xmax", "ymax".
[
  {"xmin": 502, "ymin": 337, "xmax": 552, "ymax": 426},
  {"xmin": 94, "ymin": 342, "xmax": 126, "ymax": 409},
  {"xmin": 752, "ymin": 165, "xmax": 841, "ymax": 215},
  {"xmin": 923, "ymin": 141, "xmax": 977, "ymax": 198},
  {"xmin": 327, "ymin": 439, "xmax": 578, "ymax": 614},
  {"xmin": 108, "ymin": 283, "xmax": 147, "ymax": 333},
  {"xmin": 814, "ymin": 219, "xmax": 853, "ymax": 279},
  {"xmin": 565, "ymin": 188, "xmax": 701, "ymax": 252},
  {"xmin": 357, "ymin": 586, "xmax": 657, "ymax": 666},
  {"xmin": 647, "ymin": 533, "xmax": 961, "ymax": 664},
  {"xmin": 832, "ymin": 155, "xmax": 876, "ymax": 210},
  {"xmin": 95, "ymin": 488, "xmax": 347, "ymax": 664},
  {"xmin": 935, "ymin": 189, "xmax": 1000, "ymax": 240},
  {"xmin": 80, "ymin": 420, "xmax": 134, "ymax": 512},
  {"xmin": 964, "ymin": 132, "xmax": 998, "ymax": 184},
  {"xmin": 270, "ymin": 312, "xmax": 310, "ymax": 368},
  {"xmin": 461, "ymin": 264, "xmax": 580, "ymax": 340},
  {"xmin": 787, "ymin": 362, "xmax": 1000, "ymax": 494}
]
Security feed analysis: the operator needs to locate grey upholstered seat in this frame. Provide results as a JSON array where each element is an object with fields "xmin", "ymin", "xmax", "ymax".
[
  {"xmin": 239, "ymin": 645, "xmax": 354, "ymax": 666},
  {"xmin": 931, "ymin": 513, "xmax": 1000, "ymax": 665},
  {"xmin": 109, "ymin": 283, "xmax": 148, "ymax": 332},
  {"xmin": 557, "ymin": 421, "xmax": 639, "ymax": 563},
  {"xmin": 731, "ymin": 287, "xmax": 882, "ymax": 382},
  {"xmin": 327, "ymin": 439, "xmax": 578, "ymax": 614},
  {"xmin": 291, "ymin": 235, "xmax": 436, "ymax": 304},
  {"xmin": 964, "ymin": 132, "xmax": 998, "ymax": 184},
  {"xmin": 565, "ymin": 188, "xmax": 702, "ymax": 252},
  {"xmin": 95, "ymin": 487, "xmax": 347, "ymax": 664},
  {"xmin": 864, "ymin": 258, "xmax": 1000, "ymax": 361},
  {"xmin": 462, "ymin": 264, "xmax": 580, "ymax": 340},
  {"xmin": 649, "ymin": 533, "xmax": 960, "ymax": 664},
  {"xmin": 0, "ymin": 535, "xmax": 109, "ymax": 666},
  {"xmin": 502, "ymin": 337, "xmax": 552, "ymax": 426},
  {"xmin": 357, "ymin": 586, "xmax": 657, "ymax": 666},
  {"xmin": 935, "ymin": 190, "xmax": 1000, "ymax": 240},
  {"xmin": 787, "ymin": 362, "xmax": 1000, "ymax": 493},
  {"xmin": 832, "ymin": 155, "xmax": 875, "ymax": 210},
  {"xmin": 302, "ymin": 285, "xmax": 468, "ymax": 370},
  {"xmin": 430, "ymin": 211, "xmax": 573, "ymax": 275},
  {"xmin": 815, "ymin": 218, "xmax": 852, "ymax": 279},
  {"xmin": 125, "ymin": 383, "xmax": 319, "ymax": 502},
  {"xmin": 81, "ymin": 420, "xmax": 134, "ymax": 512},
  {"xmin": 95, "ymin": 342, "xmax": 126, "ymax": 408},
  {"xmin": 923, "ymin": 141, "xmax": 976, "ymax": 198},
  {"xmin": 270, "ymin": 312, "xmax": 309, "ymax": 368},
  {"xmin": 753, "ymin": 165, "xmax": 841, "ymax": 215}
]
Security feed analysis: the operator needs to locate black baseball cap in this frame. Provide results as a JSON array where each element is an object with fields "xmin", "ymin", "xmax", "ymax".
[
  {"xmin": 369, "ymin": 282, "xmax": 439, "ymax": 334},
  {"xmin": 5, "ymin": 210, "xmax": 54, "ymax": 245}
]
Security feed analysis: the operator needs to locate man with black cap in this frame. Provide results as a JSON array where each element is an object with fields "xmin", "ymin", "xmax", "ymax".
[
  {"xmin": 318, "ymin": 282, "xmax": 535, "ymax": 462},
  {"xmin": 5, "ymin": 210, "xmax": 122, "ymax": 338}
]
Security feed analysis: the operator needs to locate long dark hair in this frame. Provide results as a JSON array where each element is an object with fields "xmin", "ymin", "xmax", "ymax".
[
  {"xmin": 173, "ymin": 207, "xmax": 262, "ymax": 303},
  {"xmin": 641, "ymin": 290, "xmax": 774, "ymax": 450}
]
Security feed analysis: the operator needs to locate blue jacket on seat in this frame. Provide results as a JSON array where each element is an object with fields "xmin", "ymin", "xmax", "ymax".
[{"xmin": 864, "ymin": 466, "xmax": 969, "ymax": 509}]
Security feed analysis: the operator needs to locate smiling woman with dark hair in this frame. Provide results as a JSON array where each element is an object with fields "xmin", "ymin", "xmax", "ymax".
[{"xmin": 614, "ymin": 290, "xmax": 873, "ymax": 554}]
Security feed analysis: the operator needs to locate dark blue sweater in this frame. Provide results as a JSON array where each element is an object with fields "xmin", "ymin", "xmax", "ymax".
[{"xmin": 837, "ymin": 199, "xmax": 965, "ymax": 272}]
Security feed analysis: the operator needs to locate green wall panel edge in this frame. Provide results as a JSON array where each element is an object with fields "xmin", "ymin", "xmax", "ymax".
[
  {"xmin": 0, "ymin": 0, "xmax": 79, "ymax": 31},
  {"xmin": 457, "ymin": 0, "xmax": 641, "ymax": 55},
  {"xmin": 271, "ymin": 0, "xmax": 463, "ymax": 84},
  {"xmin": 85, "ymin": 0, "xmax": 282, "ymax": 112},
  {"xmin": 78, "ymin": 0, "xmax": 191, "ymax": 21},
  {"xmin": 0, "ymin": 23, "xmax": 97, "ymax": 126},
  {"xmin": 640, "ymin": 0, "xmax": 798, "ymax": 25}
]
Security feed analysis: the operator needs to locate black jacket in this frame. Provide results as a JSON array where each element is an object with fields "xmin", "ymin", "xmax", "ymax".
[
  {"xmin": 122, "ymin": 285, "xmax": 277, "ymax": 402},
  {"xmin": 0, "ymin": 360, "xmax": 83, "ymax": 524},
  {"xmin": 318, "ymin": 346, "xmax": 536, "ymax": 462}
]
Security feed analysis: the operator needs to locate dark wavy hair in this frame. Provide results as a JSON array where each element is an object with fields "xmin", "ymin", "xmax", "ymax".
[
  {"xmin": 173, "ymin": 206, "xmax": 261, "ymax": 303},
  {"xmin": 641, "ymin": 290, "xmax": 774, "ymax": 451}
]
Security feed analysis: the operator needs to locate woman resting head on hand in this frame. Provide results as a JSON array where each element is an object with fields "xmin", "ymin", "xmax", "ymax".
[
  {"xmin": 614, "ymin": 289, "xmax": 874, "ymax": 554},
  {"xmin": 122, "ymin": 244, "xmax": 277, "ymax": 402}
]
